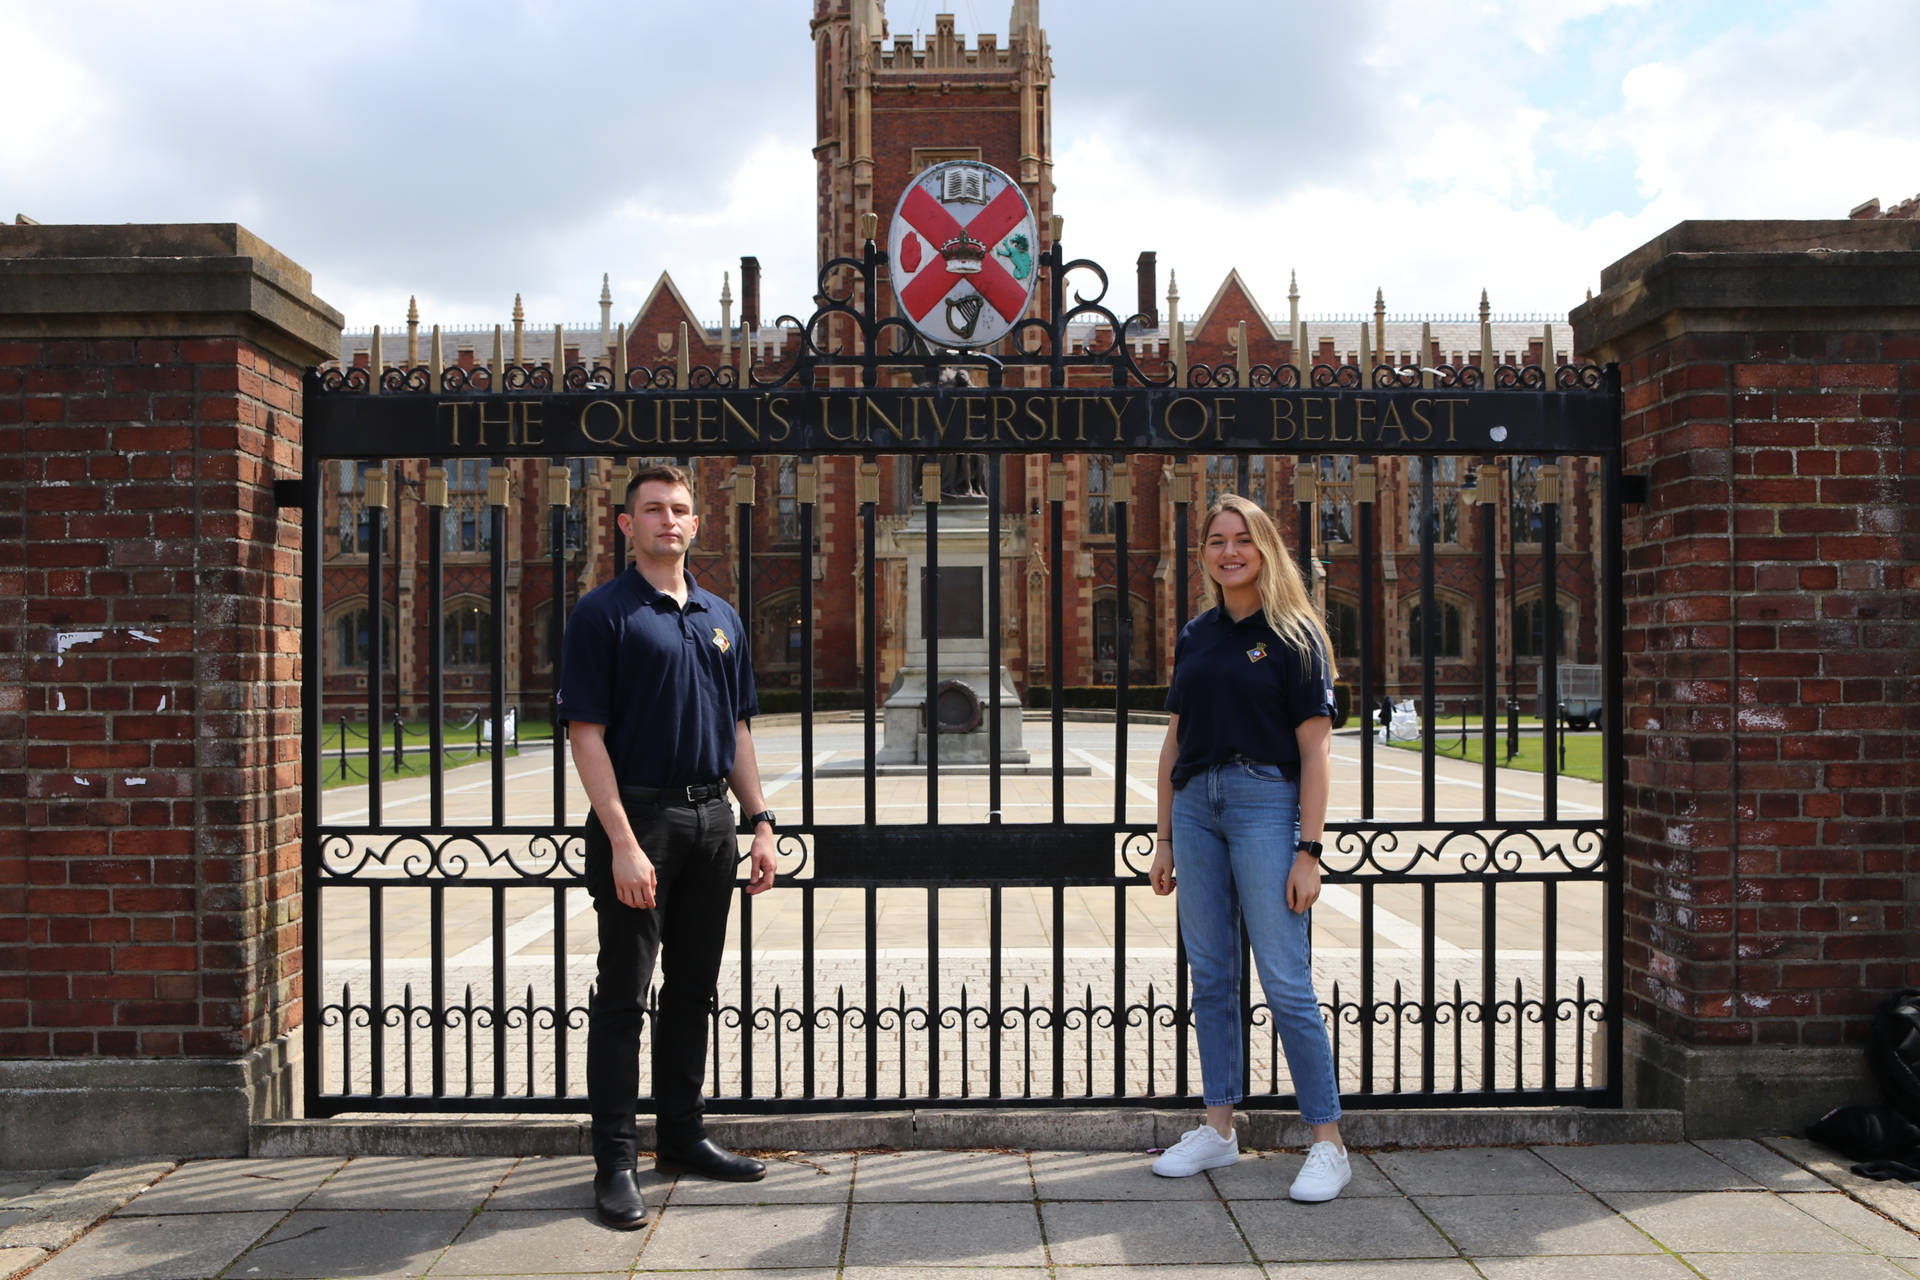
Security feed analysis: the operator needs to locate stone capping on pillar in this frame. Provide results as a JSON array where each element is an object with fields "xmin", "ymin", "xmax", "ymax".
[
  {"xmin": 1572, "ymin": 218, "xmax": 1920, "ymax": 352},
  {"xmin": 0, "ymin": 222, "xmax": 343, "ymax": 364}
]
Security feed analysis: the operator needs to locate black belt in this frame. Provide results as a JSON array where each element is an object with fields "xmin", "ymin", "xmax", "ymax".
[{"xmin": 620, "ymin": 779, "xmax": 728, "ymax": 806}]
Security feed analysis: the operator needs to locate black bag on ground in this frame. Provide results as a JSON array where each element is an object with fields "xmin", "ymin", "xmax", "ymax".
[
  {"xmin": 1807, "ymin": 1103, "xmax": 1920, "ymax": 1162},
  {"xmin": 1868, "ymin": 988, "xmax": 1920, "ymax": 1127}
]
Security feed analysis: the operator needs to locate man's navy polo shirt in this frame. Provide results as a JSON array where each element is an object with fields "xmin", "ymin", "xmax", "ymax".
[
  {"xmin": 1165, "ymin": 605, "xmax": 1335, "ymax": 789},
  {"xmin": 556, "ymin": 566, "xmax": 759, "ymax": 789}
]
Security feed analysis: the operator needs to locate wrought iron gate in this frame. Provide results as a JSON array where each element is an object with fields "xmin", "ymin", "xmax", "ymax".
[{"xmin": 301, "ymin": 235, "xmax": 1624, "ymax": 1116}]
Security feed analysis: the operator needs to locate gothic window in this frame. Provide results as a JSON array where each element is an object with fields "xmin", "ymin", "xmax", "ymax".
[
  {"xmin": 1203, "ymin": 455, "xmax": 1268, "ymax": 509},
  {"xmin": 566, "ymin": 458, "xmax": 594, "ymax": 552},
  {"xmin": 444, "ymin": 600, "xmax": 493, "ymax": 667},
  {"xmin": 327, "ymin": 603, "xmax": 395, "ymax": 672},
  {"xmin": 1515, "ymin": 591, "xmax": 1577, "ymax": 660},
  {"xmin": 1317, "ymin": 455, "xmax": 1354, "ymax": 544},
  {"xmin": 753, "ymin": 589, "xmax": 806, "ymax": 671},
  {"xmin": 1085, "ymin": 455, "xmax": 1113, "ymax": 536},
  {"xmin": 1510, "ymin": 456, "xmax": 1547, "ymax": 544},
  {"xmin": 1406, "ymin": 457, "xmax": 1460, "ymax": 546},
  {"xmin": 775, "ymin": 457, "xmax": 800, "ymax": 545},
  {"xmin": 333, "ymin": 460, "xmax": 387, "ymax": 555},
  {"xmin": 1326, "ymin": 593, "xmax": 1360, "ymax": 660},
  {"xmin": 1408, "ymin": 598, "xmax": 1465, "ymax": 661},
  {"xmin": 447, "ymin": 459, "xmax": 495, "ymax": 554},
  {"xmin": 1091, "ymin": 589, "xmax": 1148, "ymax": 675}
]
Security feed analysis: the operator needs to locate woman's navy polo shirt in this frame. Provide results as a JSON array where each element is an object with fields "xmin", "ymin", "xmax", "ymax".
[
  {"xmin": 1165, "ymin": 605, "xmax": 1335, "ymax": 789},
  {"xmin": 556, "ymin": 566, "xmax": 759, "ymax": 789}
]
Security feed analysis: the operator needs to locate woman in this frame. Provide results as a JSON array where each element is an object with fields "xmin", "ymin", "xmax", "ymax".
[{"xmin": 1148, "ymin": 493, "xmax": 1348, "ymax": 1201}]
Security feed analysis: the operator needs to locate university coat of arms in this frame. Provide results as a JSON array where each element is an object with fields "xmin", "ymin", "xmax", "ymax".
[{"xmin": 887, "ymin": 160, "xmax": 1039, "ymax": 349}]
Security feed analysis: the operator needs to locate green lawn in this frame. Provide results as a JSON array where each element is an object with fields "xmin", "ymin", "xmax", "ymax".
[
  {"xmin": 317, "ymin": 716, "xmax": 551, "ymax": 791},
  {"xmin": 1384, "ymin": 729, "xmax": 1605, "ymax": 783}
]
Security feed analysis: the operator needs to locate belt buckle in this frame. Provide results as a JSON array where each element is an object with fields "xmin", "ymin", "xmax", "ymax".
[{"xmin": 683, "ymin": 783, "xmax": 702, "ymax": 804}]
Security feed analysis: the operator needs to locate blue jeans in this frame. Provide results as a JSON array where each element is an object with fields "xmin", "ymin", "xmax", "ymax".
[{"xmin": 1172, "ymin": 759, "xmax": 1342, "ymax": 1123}]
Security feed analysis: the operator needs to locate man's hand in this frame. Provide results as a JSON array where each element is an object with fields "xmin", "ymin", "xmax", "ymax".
[
  {"xmin": 1286, "ymin": 851, "xmax": 1321, "ymax": 915},
  {"xmin": 745, "ymin": 828, "xmax": 777, "ymax": 895},
  {"xmin": 611, "ymin": 838, "xmax": 657, "ymax": 909}
]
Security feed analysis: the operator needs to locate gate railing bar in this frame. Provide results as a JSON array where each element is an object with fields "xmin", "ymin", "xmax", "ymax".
[
  {"xmin": 1419, "ymin": 457, "xmax": 1437, "ymax": 824},
  {"xmin": 1544, "ymin": 879, "xmax": 1559, "ymax": 1093},
  {"xmin": 370, "ymin": 884, "xmax": 385, "ymax": 1093},
  {"xmin": 367, "ymin": 481, "xmax": 385, "ymax": 825},
  {"xmin": 799, "ymin": 469, "xmax": 816, "ymax": 826},
  {"xmin": 300, "ymin": 455, "xmax": 324, "ymax": 1115},
  {"xmin": 988, "ymin": 457, "xmax": 1002, "ymax": 822},
  {"xmin": 1541, "ymin": 465, "xmax": 1560, "ymax": 823},
  {"xmin": 488, "ymin": 461, "xmax": 507, "ymax": 828},
  {"xmin": 1113, "ymin": 462, "xmax": 1130, "ymax": 826},
  {"xmin": 739, "ymin": 875, "xmax": 754, "ymax": 1099},
  {"xmin": 491, "ymin": 887, "xmax": 507, "ymax": 1097},
  {"xmin": 924, "ymin": 465, "xmax": 940, "ymax": 823},
  {"xmin": 926, "ymin": 886, "xmax": 940, "ymax": 1098},
  {"xmin": 861, "ymin": 469, "xmax": 877, "ymax": 826},
  {"xmin": 1479, "ymin": 467, "xmax": 1498, "ymax": 821},
  {"xmin": 1357, "ymin": 463, "xmax": 1376, "ymax": 820},
  {"xmin": 427, "ymin": 466, "xmax": 446, "ymax": 827},
  {"xmin": 1049, "ymin": 456, "xmax": 1065, "ymax": 825},
  {"xmin": 431, "ymin": 883, "xmax": 446, "ymax": 1098},
  {"xmin": 1602, "ymin": 385, "xmax": 1627, "ymax": 1103},
  {"xmin": 549, "ymin": 459, "xmax": 567, "ymax": 829}
]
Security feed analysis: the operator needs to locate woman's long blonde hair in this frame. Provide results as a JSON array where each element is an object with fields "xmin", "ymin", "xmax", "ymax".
[{"xmin": 1200, "ymin": 493, "xmax": 1334, "ymax": 670}]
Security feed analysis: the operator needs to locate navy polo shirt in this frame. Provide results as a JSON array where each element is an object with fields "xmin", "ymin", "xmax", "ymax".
[
  {"xmin": 1165, "ymin": 605, "xmax": 1335, "ymax": 789},
  {"xmin": 556, "ymin": 567, "xmax": 759, "ymax": 789}
]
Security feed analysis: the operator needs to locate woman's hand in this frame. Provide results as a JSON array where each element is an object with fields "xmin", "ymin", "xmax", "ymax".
[
  {"xmin": 1286, "ymin": 850, "xmax": 1321, "ymax": 914},
  {"xmin": 1150, "ymin": 842, "xmax": 1176, "ymax": 895}
]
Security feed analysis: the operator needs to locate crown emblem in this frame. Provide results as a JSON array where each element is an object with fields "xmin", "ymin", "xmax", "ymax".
[{"xmin": 939, "ymin": 232, "xmax": 986, "ymax": 274}]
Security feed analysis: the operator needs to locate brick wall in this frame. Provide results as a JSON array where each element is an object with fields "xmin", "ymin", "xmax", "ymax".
[
  {"xmin": 1573, "ymin": 218, "xmax": 1920, "ymax": 1127},
  {"xmin": 1, "ymin": 334, "xmax": 308, "ymax": 1058}
]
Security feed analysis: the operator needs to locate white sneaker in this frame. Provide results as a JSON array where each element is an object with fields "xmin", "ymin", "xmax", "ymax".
[
  {"xmin": 1151, "ymin": 1124, "xmax": 1239, "ymax": 1177},
  {"xmin": 1289, "ymin": 1140, "xmax": 1351, "ymax": 1202}
]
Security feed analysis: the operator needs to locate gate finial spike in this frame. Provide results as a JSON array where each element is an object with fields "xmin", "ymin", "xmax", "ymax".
[
  {"xmin": 600, "ymin": 273, "xmax": 612, "ymax": 305},
  {"xmin": 512, "ymin": 293, "xmax": 524, "ymax": 323}
]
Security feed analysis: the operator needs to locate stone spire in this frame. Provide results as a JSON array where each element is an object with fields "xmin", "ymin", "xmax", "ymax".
[{"xmin": 599, "ymin": 274, "xmax": 613, "ymax": 354}]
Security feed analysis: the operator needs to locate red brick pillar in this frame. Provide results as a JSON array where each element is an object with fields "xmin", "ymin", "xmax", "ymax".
[
  {"xmin": 1572, "ymin": 219, "xmax": 1920, "ymax": 1135},
  {"xmin": 0, "ymin": 224, "xmax": 341, "ymax": 1164}
]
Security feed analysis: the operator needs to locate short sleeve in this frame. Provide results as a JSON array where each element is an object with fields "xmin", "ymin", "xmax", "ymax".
[
  {"xmin": 556, "ymin": 596, "xmax": 615, "ymax": 727},
  {"xmin": 1285, "ymin": 638, "xmax": 1336, "ymax": 726},
  {"xmin": 1163, "ymin": 625, "xmax": 1189, "ymax": 713},
  {"xmin": 732, "ymin": 626, "xmax": 761, "ymax": 722}
]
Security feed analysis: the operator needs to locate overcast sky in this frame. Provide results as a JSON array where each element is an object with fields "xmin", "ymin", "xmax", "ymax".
[{"xmin": 6, "ymin": 0, "xmax": 1917, "ymax": 340}]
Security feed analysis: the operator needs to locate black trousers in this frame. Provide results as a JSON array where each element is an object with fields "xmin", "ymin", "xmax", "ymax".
[{"xmin": 584, "ymin": 791, "xmax": 737, "ymax": 1174}]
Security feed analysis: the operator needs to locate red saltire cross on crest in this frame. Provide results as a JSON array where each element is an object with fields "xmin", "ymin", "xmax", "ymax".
[{"xmin": 896, "ymin": 183, "xmax": 1032, "ymax": 326}]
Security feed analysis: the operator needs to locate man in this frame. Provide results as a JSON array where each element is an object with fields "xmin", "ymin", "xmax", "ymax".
[{"xmin": 558, "ymin": 464, "xmax": 779, "ymax": 1230}]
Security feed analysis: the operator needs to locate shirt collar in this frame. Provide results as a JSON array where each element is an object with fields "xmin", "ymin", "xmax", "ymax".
[{"xmin": 628, "ymin": 565, "xmax": 711, "ymax": 613}]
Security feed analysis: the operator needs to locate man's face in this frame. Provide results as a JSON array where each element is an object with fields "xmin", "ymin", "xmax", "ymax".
[{"xmin": 620, "ymin": 480, "xmax": 697, "ymax": 562}]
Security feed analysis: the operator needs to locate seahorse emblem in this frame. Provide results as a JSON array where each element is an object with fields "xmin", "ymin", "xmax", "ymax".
[{"xmin": 995, "ymin": 232, "xmax": 1032, "ymax": 280}]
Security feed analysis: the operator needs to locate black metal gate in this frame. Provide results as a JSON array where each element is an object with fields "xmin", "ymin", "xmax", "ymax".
[{"xmin": 301, "ymin": 235, "xmax": 1624, "ymax": 1115}]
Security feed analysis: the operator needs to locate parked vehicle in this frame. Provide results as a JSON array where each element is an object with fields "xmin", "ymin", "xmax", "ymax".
[{"xmin": 1541, "ymin": 664, "xmax": 1603, "ymax": 730}]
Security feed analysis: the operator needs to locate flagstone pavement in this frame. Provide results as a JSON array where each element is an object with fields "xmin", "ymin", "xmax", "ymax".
[{"xmin": 4, "ymin": 1137, "xmax": 1918, "ymax": 1279}]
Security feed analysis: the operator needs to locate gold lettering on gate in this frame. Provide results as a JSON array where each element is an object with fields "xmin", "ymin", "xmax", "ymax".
[{"xmin": 1164, "ymin": 396, "xmax": 1213, "ymax": 444}]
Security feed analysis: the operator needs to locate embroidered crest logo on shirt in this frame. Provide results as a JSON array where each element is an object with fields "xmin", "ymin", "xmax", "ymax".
[
  {"xmin": 1247, "ymin": 642, "xmax": 1268, "ymax": 663},
  {"xmin": 711, "ymin": 627, "xmax": 731, "ymax": 654}
]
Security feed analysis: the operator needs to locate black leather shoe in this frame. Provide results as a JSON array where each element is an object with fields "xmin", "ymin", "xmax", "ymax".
[
  {"xmin": 654, "ymin": 1136, "xmax": 767, "ymax": 1182},
  {"xmin": 593, "ymin": 1168, "xmax": 648, "ymax": 1230}
]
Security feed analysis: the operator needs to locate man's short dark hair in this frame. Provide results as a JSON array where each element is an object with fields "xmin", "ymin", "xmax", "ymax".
[{"xmin": 626, "ymin": 464, "xmax": 695, "ymax": 511}]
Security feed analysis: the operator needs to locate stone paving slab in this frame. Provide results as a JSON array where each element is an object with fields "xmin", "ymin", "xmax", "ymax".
[
  {"xmin": 1764, "ymin": 1135, "xmax": 1920, "ymax": 1238},
  {"xmin": 483, "ymin": 1154, "xmax": 608, "ymax": 1210},
  {"xmin": 843, "ymin": 1200, "xmax": 1047, "ymax": 1268},
  {"xmin": 663, "ymin": 1152, "xmax": 852, "ymax": 1205},
  {"xmin": 1684, "ymin": 1254, "xmax": 1917, "ymax": 1280},
  {"xmin": 1532, "ymin": 1139, "xmax": 1758, "ymax": 1191},
  {"xmin": 118, "ymin": 1155, "xmax": 346, "ymax": 1215},
  {"xmin": 1412, "ymin": 1190, "xmax": 1661, "ymax": 1256},
  {"xmin": 432, "ymin": 1207, "xmax": 647, "ymax": 1275},
  {"xmin": 300, "ymin": 1154, "xmax": 519, "ymax": 1210},
  {"xmin": 1235, "ymin": 1195, "xmax": 1458, "ymax": 1262},
  {"xmin": 1027, "ymin": 1148, "xmax": 1218, "ymax": 1199},
  {"xmin": 237, "ymin": 1207, "xmax": 473, "ymax": 1277},
  {"xmin": 1693, "ymin": 1136, "xmax": 1829, "ymax": 1191},
  {"xmin": 1474, "ymin": 1258, "xmax": 1696, "ymax": 1279},
  {"xmin": 849, "ymin": 1148, "xmax": 1033, "ymax": 1201},
  {"xmin": 1598, "ymin": 1189, "xmax": 1870, "ymax": 1255},
  {"xmin": 639, "ymin": 1201, "xmax": 848, "ymax": 1269},
  {"xmin": 22, "ymin": 1210, "xmax": 282, "ymax": 1280},
  {"xmin": 1372, "ymin": 1145, "xmax": 1577, "ymax": 1196},
  {"xmin": 1040, "ymin": 1196, "xmax": 1251, "ymax": 1266}
]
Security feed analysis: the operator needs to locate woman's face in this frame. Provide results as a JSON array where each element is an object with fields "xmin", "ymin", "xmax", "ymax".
[{"xmin": 1203, "ymin": 511, "xmax": 1262, "ymax": 593}]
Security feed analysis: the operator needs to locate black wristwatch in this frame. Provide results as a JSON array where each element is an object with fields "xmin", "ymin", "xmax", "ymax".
[
  {"xmin": 1296, "ymin": 839, "xmax": 1324, "ymax": 860},
  {"xmin": 742, "ymin": 809, "xmax": 777, "ymax": 833}
]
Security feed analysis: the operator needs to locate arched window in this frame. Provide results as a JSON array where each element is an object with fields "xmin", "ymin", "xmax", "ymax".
[
  {"xmin": 1325, "ymin": 593, "xmax": 1360, "ymax": 660},
  {"xmin": 447, "ymin": 459, "xmax": 496, "ymax": 554},
  {"xmin": 326, "ymin": 602, "xmax": 395, "ymax": 672},
  {"xmin": 1085, "ymin": 455, "xmax": 1114, "ymax": 536},
  {"xmin": 1408, "ymin": 598, "xmax": 1465, "ymax": 660},
  {"xmin": 1515, "ymin": 590, "xmax": 1578, "ymax": 660},
  {"xmin": 444, "ymin": 600, "xmax": 493, "ymax": 667},
  {"xmin": 753, "ymin": 589, "xmax": 807, "ymax": 672},
  {"xmin": 1317, "ymin": 455, "xmax": 1354, "ymax": 544},
  {"xmin": 1091, "ymin": 589, "xmax": 1149, "ymax": 676},
  {"xmin": 1202, "ymin": 455, "xmax": 1268, "ymax": 509},
  {"xmin": 774, "ymin": 456, "xmax": 800, "ymax": 545},
  {"xmin": 1405, "ymin": 457, "xmax": 1460, "ymax": 546}
]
